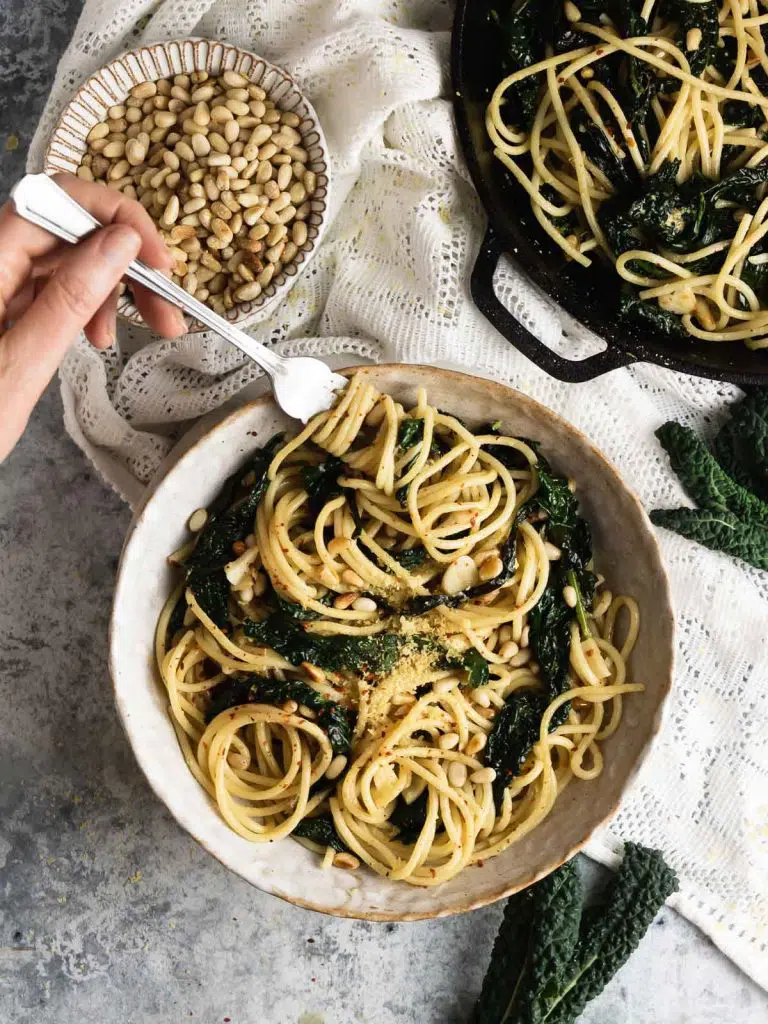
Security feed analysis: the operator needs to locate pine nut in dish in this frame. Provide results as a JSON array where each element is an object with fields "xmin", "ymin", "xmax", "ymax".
[{"xmin": 63, "ymin": 52, "xmax": 325, "ymax": 326}]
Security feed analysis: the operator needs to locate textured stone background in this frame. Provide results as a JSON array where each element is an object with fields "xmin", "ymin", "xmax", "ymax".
[{"xmin": 1, "ymin": 2, "xmax": 767, "ymax": 1022}]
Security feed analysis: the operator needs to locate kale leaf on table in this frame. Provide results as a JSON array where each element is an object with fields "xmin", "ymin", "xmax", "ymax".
[
  {"xmin": 652, "ymin": 391, "xmax": 768, "ymax": 571},
  {"xmin": 712, "ymin": 389, "xmax": 768, "ymax": 501},
  {"xmin": 656, "ymin": 421, "xmax": 768, "ymax": 526},
  {"xmin": 474, "ymin": 844, "xmax": 678, "ymax": 1024},
  {"xmin": 650, "ymin": 507, "xmax": 768, "ymax": 571}
]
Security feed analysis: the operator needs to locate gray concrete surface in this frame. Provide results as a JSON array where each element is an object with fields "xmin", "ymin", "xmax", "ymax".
[{"xmin": 0, "ymin": 1, "xmax": 767, "ymax": 1021}]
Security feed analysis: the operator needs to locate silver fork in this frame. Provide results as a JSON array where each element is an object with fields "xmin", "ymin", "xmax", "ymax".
[{"xmin": 10, "ymin": 173, "xmax": 347, "ymax": 422}]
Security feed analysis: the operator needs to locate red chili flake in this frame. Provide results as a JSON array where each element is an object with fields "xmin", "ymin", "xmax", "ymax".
[
  {"xmin": 627, "ymin": 137, "xmax": 636, "ymax": 147},
  {"xmin": 596, "ymin": 48, "xmax": 604, "ymax": 55},
  {"xmin": 557, "ymin": 77, "xmax": 564, "ymax": 84},
  {"xmin": 232, "ymin": 540, "xmax": 246, "ymax": 555},
  {"xmin": 477, "ymin": 859, "xmax": 485, "ymax": 867}
]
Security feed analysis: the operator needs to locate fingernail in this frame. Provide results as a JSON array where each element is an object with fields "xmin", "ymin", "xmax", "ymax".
[
  {"xmin": 175, "ymin": 311, "xmax": 188, "ymax": 335},
  {"xmin": 101, "ymin": 224, "xmax": 142, "ymax": 264}
]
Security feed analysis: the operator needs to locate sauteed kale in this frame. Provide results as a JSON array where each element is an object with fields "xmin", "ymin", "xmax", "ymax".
[{"xmin": 489, "ymin": 0, "xmax": 768, "ymax": 335}]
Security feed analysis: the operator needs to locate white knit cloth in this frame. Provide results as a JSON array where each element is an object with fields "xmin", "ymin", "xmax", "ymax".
[{"xmin": 28, "ymin": 0, "xmax": 768, "ymax": 989}]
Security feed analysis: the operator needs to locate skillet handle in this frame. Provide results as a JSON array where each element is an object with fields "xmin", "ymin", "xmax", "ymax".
[{"xmin": 471, "ymin": 225, "xmax": 633, "ymax": 383}]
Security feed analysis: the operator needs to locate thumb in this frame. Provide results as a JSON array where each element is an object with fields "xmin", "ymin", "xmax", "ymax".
[{"xmin": 0, "ymin": 224, "xmax": 141, "ymax": 461}]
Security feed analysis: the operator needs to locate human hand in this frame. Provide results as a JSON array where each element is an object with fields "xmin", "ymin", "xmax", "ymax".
[{"xmin": 0, "ymin": 173, "xmax": 186, "ymax": 463}]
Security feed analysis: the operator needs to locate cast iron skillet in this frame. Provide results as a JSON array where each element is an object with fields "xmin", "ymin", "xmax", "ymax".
[{"xmin": 452, "ymin": 0, "xmax": 768, "ymax": 385}]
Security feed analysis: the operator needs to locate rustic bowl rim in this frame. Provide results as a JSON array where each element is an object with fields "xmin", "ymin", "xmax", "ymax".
[
  {"xmin": 43, "ymin": 36, "xmax": 331, "ymax": 334},
  {"xmin": 109, "ymin": 364, "xmax": 675, "ymax": 920}
]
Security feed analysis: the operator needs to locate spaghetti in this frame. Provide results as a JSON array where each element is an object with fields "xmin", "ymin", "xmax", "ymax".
[
  {"xmin": 486, "ymin": 0, "xmax": 768, "ymax": 348},
  {"xmin": 155, "ymin": 374, "xmax": 642, "ymax": 886}
]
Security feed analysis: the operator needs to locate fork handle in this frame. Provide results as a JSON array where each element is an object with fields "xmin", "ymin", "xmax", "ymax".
[{"xmin": 10, "ymin": 174, "xmax": 284, "ymax": 378}]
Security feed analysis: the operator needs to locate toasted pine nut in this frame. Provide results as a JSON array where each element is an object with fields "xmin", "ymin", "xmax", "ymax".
[
  {"xmin": 333, "ymin": 853, "xmax": 360, "ymax": 870},
  {"xmin": 438, "ymin": 732, "xmax": 460, "ymax": 751},
  {"xmin": 465, "ymin": 732, "xmax": 487, "ymax": 756},
  {"xmin": 234, "ymin": 281, "xmax": 262, "ymax": 301}
]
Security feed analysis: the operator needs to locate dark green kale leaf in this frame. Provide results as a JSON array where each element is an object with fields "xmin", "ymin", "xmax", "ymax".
[
  {"xmin": 618, "ymin": 292, "xmax": 690, "ymax": 338},
  {"xmin": 656, "ymin": 421, "xmax": 768, "ymax": 525},
  {"xmin": 187, "ymin": 434, "xmax": 283, "ymax": 573},
  {"xmin": 257, "ymin": 678, "xmax": 353, "ymax": 754},
  {"xmin": 463, "ymin": 648, "xmax": 490, "ymax": 688},
  {"xmin": 389, "ymin": 789, "xmax": 444, "ymax": 845},
  {"xmin": 481, "ymin": 425, "xmax": 543, "ymax": 472},
  {"xmin": 623, "ymin": 9, "xmax": 654, "ymax": 148},
  {"xmin": 738, "ymin": 248, "xmax": 768, "ymax": 308},
  {"xmin": 703, "ymin": 164, "xmax": 768, "ymax": 205},
  {"xmin": 186, "ymin": 570, "xmax": 231, "ymax": 630},
  {"xmin": 302, "ymin": 456, "xmax": 344, "ymax": 517},
  {"xmin": 544, "ymin": 844, "xmax": 678, "ymax": 1023},
  {"xmin": 397, "ymin": 417, "xmax": 424, "ymax": 451},
  {"xmin": 538, "ymin": 184, "xmax": 580, "ymax": 238},
  {"xmin": 668, "ymin": 0, "xmax": 718, "ymax": 77},
  {"xmin": 243, "ymin": 615, "xmax": 401, "ymax": 677},
  {"xmin": 404, "ymin": 536, "xmax": 516, "ymax": 615},
  {"xmin": 292, "ymin": 815, "xmax": 348, "ymax": 852},
  {"xmin": 571, "ymin": 107, "xmax": 633, "ymax": 191},
  {"xmin": 166, "ymin": 590, "xmax": 188, "ymax": 645},
  {"xmin": 473, "ymin": 875, "xmax": 540, "ymax": 1024},
  {"xmin": 184, "ymin": 433, "xmax": 284, "ymax": 628},
  {"xmin": 345, "ymin": 487, "xmax": 365, "ymax": 538},
  {"xmin": 474, "ymin": 845, "xmax": 677, "ymax": 1024},
  {"xmin": 206, "ymin": 676, "xmax": 255, "ymax": 722},
  {"xmin": 474, "ymin": 859, "xmax": 583, "ymax": 1024},
  {"xmin": 273, "ymin": 592, "xmax": 324, "ymax": 620},
  {"xmin": 489, "ymin": 0, "xmax": 548, "ymax": 130},
  {"xmin": 712, "ymin": 389, "xmax": 768, "ymax": 500},
  {"xmin": 486, "ymin": 691, "xmax": 551, "ymax": 808},
  {"xmin": 205, "ymin": 673, "xmax": 353, "ymax": 754},
  {"xmin": 650, "ymin": 507, "xmax": 768, "ymax": 571},
  {"xmin": 390, "ymin": 545, "xmax": 429, "ymax": 570},
  {"xmin": 527, "ymin": 467, "xmax": 578, "ymax": 529},
  {"xmin": 567, "ymin": 568, "xmax": 593, "ymax": 640},
  {"xmin": 528, "ymin": 583, "xmax": 573, "ymax": 698}
]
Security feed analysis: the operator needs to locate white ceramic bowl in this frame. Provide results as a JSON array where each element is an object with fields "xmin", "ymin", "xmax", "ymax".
[
  {"xmin": 110, "ymin": 365, "xmax": 674, "ymax": 919},
  {"xmin": 44, "ymin": 37, "xmax": 330, "ymax": 331}
]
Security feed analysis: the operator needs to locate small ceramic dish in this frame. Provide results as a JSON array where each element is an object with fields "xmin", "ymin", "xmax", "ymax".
[
  {"xmin": 44, "ymin": 37, "xmax": 330, "ymax": 331},
  {"xmin": 110, "ymin": 365, "xmax": 674, "ymax": 920}
]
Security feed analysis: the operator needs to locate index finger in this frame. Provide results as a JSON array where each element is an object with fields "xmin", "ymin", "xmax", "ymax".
[{"xmin": 0, "ymin": 174, "xmax": 184, "ymax": 336}]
